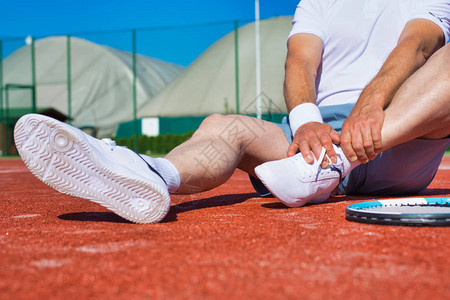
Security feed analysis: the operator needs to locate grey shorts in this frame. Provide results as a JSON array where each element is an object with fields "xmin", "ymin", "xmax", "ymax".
[{"xmin": 251, "ymin": 103, "xmax": 450, "ymax": 196}]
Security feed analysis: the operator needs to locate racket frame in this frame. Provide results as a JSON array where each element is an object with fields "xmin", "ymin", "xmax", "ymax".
[{"xmin": 345, "ymin": 197, "xmax": 450, "ymax": 226}]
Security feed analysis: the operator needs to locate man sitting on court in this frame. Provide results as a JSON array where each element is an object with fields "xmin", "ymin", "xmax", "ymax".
[{"xmin": 14, "ymin": 0, "xmax": 450, "ymax": 223}]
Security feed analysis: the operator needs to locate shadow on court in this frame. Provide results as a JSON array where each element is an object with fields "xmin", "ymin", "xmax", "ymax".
[
  {"xmin": 58, "ymin": 192, "xmax": 259, "ymax": 223},
  {"xmin": 59, "ymin": 212, "xmax": 132, "ymax": 223}
]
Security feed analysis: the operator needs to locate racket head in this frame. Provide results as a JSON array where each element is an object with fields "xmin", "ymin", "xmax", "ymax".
[{"xmin": 345, "ymin": 197, "xmax": 450, "ymax": 226}]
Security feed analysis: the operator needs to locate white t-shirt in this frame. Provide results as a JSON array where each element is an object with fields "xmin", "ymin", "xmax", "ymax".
[{"xmin": 288, "ymin": 0, "xmax": 450, "ymax": 107}]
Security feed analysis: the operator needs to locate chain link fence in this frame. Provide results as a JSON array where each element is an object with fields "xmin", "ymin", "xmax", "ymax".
[{"xmin": 0, "ymin": 18, "xmax": 291, "ymax": 155}]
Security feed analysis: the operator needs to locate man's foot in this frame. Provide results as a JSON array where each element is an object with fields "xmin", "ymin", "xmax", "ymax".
[
  {"xmin": 14, "ymin": 114, "xmax": 171, "ymax": 223},
  {"xmin": 255, "ymin": 145, "xmax": 357, "ymax": 207}
]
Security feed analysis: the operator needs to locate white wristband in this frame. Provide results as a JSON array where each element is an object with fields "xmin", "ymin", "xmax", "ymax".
[{"xmin": 288, "ymin": 103, "xmax": 323, "ymax": 135}]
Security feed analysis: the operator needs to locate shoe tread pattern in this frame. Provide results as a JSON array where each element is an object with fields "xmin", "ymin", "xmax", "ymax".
[{"xmin": 14, "ymin": 114, "xmax": 170, "ymax": 224}]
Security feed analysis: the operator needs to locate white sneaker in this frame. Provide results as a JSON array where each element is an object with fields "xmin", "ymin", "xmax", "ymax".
[
  {"xmin": 255, "ymin": 145, "xmax": 357, "ymax": 207},
  {"xmin": 14, "ymin": 114, "xmax": 171, "ymax": 223}
]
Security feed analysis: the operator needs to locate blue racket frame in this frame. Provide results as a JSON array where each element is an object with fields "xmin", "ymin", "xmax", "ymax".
[{"xmin": 345, "ymin": 197, "xmax": 450, "ymax": 226}]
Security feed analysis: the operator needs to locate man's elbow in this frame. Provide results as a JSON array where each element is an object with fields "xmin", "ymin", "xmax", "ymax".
[
  {"xmin": 398, "ymin": 19, "xmax": 446, "ymax": 61},
  {"xmin": 400, "ymin": 35, "xmax": 443, "ymax": 64},
  {"xmin": 418, "ymin": 36, "xmax": 444, "ymax": 61}
]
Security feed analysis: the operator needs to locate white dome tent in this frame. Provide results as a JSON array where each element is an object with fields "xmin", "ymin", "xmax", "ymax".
[
  {"xmin": 137, "ymin": 17, "xmax": 292, "ymax": 119},
  {"xmin": 3, "ymin": 36, "xmax": 184, "ymax": 137}
]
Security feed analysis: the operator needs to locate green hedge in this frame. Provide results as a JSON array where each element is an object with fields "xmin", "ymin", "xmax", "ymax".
[{"xmin": 114, "ymin": 131, "xmax": 195, "ymax": 155}]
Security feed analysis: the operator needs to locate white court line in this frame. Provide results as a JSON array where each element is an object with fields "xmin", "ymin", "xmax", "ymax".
[
  {"xmin": 0, "ymin": 168, "xmax": 29, "ymax": 174},
  {"xmin": 13, "ymin": 214, "xmax": 41, "ymax": 219},
  {"xmin": 31, "ymin": 258, "xmax": 72, "ymax": 268}
]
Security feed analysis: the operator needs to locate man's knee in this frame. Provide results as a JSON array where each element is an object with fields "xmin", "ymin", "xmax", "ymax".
[
  {"xmin": 195, "ymin": 114, "xmax": 242, "ymax": 136},
  {"xmin": 199, "ymin": 114, "xmax": 227, "ymax": 128},
  {"xmin": 198, "ymin": 114, "xmax": 228, "ymax": 130}
]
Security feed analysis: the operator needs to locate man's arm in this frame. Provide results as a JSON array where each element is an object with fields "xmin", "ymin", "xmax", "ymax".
[
  {"xmin": 340, "ymin": 19, "xmax": 446, "ymax": 164},
  {"xmin": 284, "ymin": 33, "xmax": 322, "ymax": 111},
  {"xmin": 284, "ymin": 33, "xmax": 340, "ymax": 166}
]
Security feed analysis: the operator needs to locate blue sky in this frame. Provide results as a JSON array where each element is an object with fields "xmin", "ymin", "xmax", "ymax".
[{"xmin": 0, "ymin": 0, "xmax": 298, "ymax": 65}]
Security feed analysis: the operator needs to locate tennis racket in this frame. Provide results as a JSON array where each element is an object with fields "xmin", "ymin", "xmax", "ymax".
[{"xmin": 345, "ymin": 197, "xmax": 450, "ymax": 226}]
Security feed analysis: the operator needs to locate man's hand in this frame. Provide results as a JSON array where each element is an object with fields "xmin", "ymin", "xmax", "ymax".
[
  {"xmin": 287, "ymin": 122, "xmax": 341, "ymax": 168},
  {"xmin": 340, "ymin": 104, "xmax": 384, "ymax": 164},
  {"xmin": 339, "ymin": 19, "xmax": 444, "ymax": 164}
]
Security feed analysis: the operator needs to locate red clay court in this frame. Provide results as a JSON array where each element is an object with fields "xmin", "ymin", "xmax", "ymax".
[{"xmin": 1, "ymin": 156, "xmax": 449, "ymax": 299}]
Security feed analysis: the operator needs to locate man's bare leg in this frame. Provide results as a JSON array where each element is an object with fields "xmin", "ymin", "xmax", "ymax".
[
  {"xmin": 165, "ymin": 114, "xmax": 290, "ymax": 194},
  {"xmin": 13, "ymin": 111, "xmax": 288, "ymax": 223},
  {"xmin": 381, "ymin": 44, "xmax": 450, "ymax": 149}
]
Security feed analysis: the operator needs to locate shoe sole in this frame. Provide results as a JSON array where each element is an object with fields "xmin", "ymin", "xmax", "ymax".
[{"xmin": 14, "ymin": 114, "xmax": 171, "ymax": 224}]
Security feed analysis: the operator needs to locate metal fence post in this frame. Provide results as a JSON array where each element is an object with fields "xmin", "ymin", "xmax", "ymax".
[
  {"xmin": 132, "ymin": 29, "xmax": 138, "ymax": 151},
  {"xmin": 67, "ymin": 35, "xmax": 72, "ymax": 124},
  {"xmin": 255, "ymin": 0, "xmax": 262, "ymax": 119},
  {"xmin": 5, "ymin": 86, "xmax": 9, "ymax": 155},
  {"xmin": 234, "ymin": 21, "xmax": 240, "ymax": 115},
  {"xmin": 30, "ymin": 36, "xmax": 37, "ymax": 113}
]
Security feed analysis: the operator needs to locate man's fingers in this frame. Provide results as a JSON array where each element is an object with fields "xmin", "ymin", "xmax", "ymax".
[
  {"xmin": 340, "ymin": 131, "xmax": 358, "ymax": 163},
  {"xmin": 290, "ymin": 123, "xmax": 342, "ymax": 166},
  {"xmin": 372, "ymin": 126, "xmax": 383, "ymax": 154},
  {"xmin": 308, "ymin": 135, "xmax": 326, "ymax": 162},
  {"xmin": 330, "ymin": 129, "xmax": 341, "ymax": 144},
  {"xmin": 298, "ymin": 138, "xmax": 314, "ymax": 163},
  {"xmin": 287, "ymin": 141, "xmax": 300, "ymax": 157},
  {"xmin": 341, "ymin": 105, "xmax": 384, "ymax": 164},
  {"xmin": 319, "ymin": 135, "xmax": 336, "ymax": 167},
  {"xmin": 362, "ymin": 126, "xmax": 376, "ymax": 161},
  {"xmin": 352, "ymin": 129, "xmax": 369, "ymax": 164}
]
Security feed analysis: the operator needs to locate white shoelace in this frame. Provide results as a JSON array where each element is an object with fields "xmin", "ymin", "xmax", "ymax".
[{"xmin": 296, "ymin": 148, "xmax": 341, "ymax": 181}]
